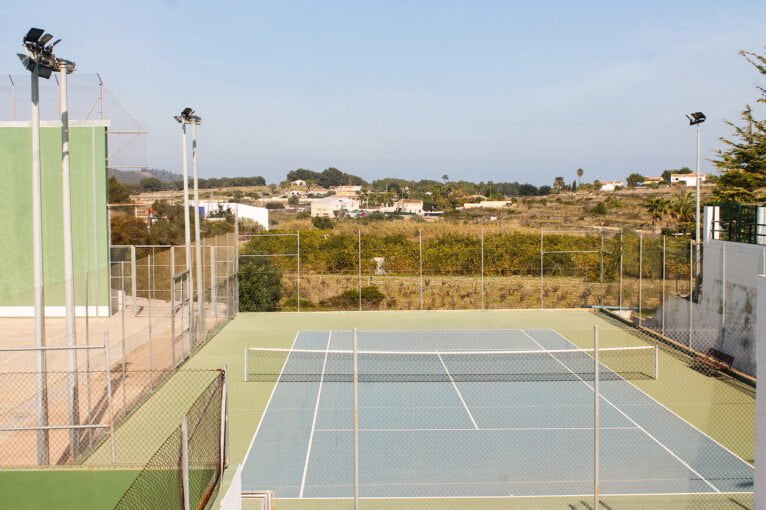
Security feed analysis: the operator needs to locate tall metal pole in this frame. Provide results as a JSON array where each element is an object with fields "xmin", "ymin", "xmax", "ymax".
[
  {"xmin": 695, "ymin": 123, "xmax": 702, "ymax": 280},
  {"xmin": 662, "ymin": 236, "xmax": 666, "ymax": 335},
  {"xmin": 59, "ymin": 62, "xmax": 80, "ymax": 456},
  {"xmin": 30, "ymin": 59, "xmax": 49, "ymax": 465},
  {"xmin": 353, "ymin": 328, "xmax": 360, "ymax": 510},
  {"xmin": 540, "ymin": 229, "xmax": 544, "ymax": 309},
  {"xmin": 619, "ymin": 228, "xmax": 623, "ymax": 311},
  {"xmin": 594, "ymin": 325, "xmax": 601, "ymax": 509},
  {"xmin": 181, "ymin": 125, "xmax": 195, "ymax": 346},
  {"xmin": 297, "ymin": 231, "xmax": 301, "ymax": 312},
  {"xmin": 638, "ymin": 232, "xmax": 643, "ymax": 327},
  {"xmin": 358, "ymin": 229, "xmax": 362, "ymax": 311},
  {"xmin": 480, "ymin": 228, "xmax": 485, "ymax": 310},
  {"xmin": 192, "ymin": 123, "xmax": 205, "ymax": 339}
]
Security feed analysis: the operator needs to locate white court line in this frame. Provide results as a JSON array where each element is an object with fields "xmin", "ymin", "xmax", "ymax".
[
  {"xmin": 241, "ymin": 331, "xmax": 301, "ymax": 474},
  {"xmin": 278, "ymin": 490, "xmax": 753, "ymax": 501},
  {"xmin": 542, "ymin": 328, "xmax": 754, "ymax": 471},
  {"xmin": 521, "ymin": 329, "xmax": 721, "ymax": 493},
  {"xmin": 299, "ymin": 331, "xmax": 332, "ymax": 497},
  {"xmin": 315, "ymin": 427, "xmax": 639, "ymax": 432},
  {"xmin": 436, "ymin": 351, "xmax": 479, "ymax": 430}
]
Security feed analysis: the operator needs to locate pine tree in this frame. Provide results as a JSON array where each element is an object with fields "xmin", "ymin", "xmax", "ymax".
[{"xmin": 713, "ymin": 48, "xmax": 766, "ymax": 203}]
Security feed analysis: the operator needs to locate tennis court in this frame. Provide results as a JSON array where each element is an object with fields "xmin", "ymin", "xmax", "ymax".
[{"xmin": 239, "ymin": 328, "xmax": 753, "ymax": 504}]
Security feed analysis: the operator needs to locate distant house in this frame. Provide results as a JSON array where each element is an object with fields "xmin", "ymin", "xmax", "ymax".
[
  {"xmin": 334, "ymin": 185, "xmax": 362, "ymax": 197},
  {"xmin": 310, "ymin": 196, "xmax": 360, "ymax": 217},
  {"xmin": 394, "ymin": 199, "xmax": 424, "ymax": 215},
  {"xmin": 290, "ymin": 179, "xmax": 307, "ymax": 187},
  {"xmin": 463, "ymin": 200, "xmax": 513, "ymax": 210},
  {"xmin": 643, "ymin": 176, "xmax": 663, "ymax": 185},
  {"xmin": 671, "ymin": 173, "xmax": 706, "ymax": 187},
  {"xmin": 600, "ymin": 181, "xmax": 624, "ymax": 192},
  {"xmin": 199, "ymin": 202, "xmax": 269, "ymax": 231}
]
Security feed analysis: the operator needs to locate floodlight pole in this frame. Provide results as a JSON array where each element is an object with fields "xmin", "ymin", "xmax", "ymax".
[
  {"xmin": 180, "ymin": 124, "xmax": 195, "ymax": 346},
  {"xmin": 192, "ymin": 123, "xmax": 205, "ymax": 339},
  {"xmin": 59, "ymin": 61, "xmax": 80, "ymax": 456},
  {"xmin": 30, "ymin": 58, "xmax": 50, "ymax": 465},
  {"xmin": 694, "ymin": 122, "xmax": 701, "ymax": 283}
]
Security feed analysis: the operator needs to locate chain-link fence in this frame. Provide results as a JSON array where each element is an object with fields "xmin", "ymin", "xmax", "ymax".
[
  {"xmin": 114, "ymin": 369, "xmax": 226, "ymax": 510},
  {"xmin": 0, "ymin": 234, "xmax": 236, "ymax": 467},
  {"xmin": 233, "ymin": 326, "xmax": 753, "ymax": 509}
]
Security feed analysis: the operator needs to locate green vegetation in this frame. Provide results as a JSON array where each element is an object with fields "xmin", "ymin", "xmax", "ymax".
[
  {"xmin": 713, "ymin": 47, "xmax": 766, "ymax": 203},
  {"xmin": 312, "ymin": 216, "xmax": 334, "ymax": 229},
  {"xmin": 238, "ymin": 258, "xmax": 283, "ymax": 311}
]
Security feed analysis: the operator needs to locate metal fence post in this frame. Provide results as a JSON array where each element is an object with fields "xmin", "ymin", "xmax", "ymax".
[
  {"xmin": 120, "ymin": 261, "xmax": 127, "ymax": 415},
  {"xmin": 600, "ymin": 232, "xmax": 605, "ymax": 307},
  {"xmin": 722, "ymin": 243, "xmax": 726, "ymax": 330},
  {"xmin": 358, "ymin": 230, "xmax": 362, "ymax": 312},
  {"xmin": 419, "ymin": 229, "xmax": 424, "ymax": 311},
  {"xmin": 170, "ymin": 247, "xmax": 176, "ymax": 367},
  {"xmin": 220, "ymin": 367, "xmax": 228, "ymax": 474},
  {"xmin": 662, "ymin": 236, "xmax": 666, "ymax": 335},
  {"xmin": 619, "ymin": 228, "xmax": 623, "ymax": 310},
  {"xmin": 181, "ymin": 415, "xmax": 191, "ymax": 510},
  {"xmin": 103, "ymin": 332, "xmax": 116, "ymax": 464},
  {"xmin": 148, "ymin": 255, "xmax": 153, "ymax": 376},
  {"xmin": 638, "ymin": 232, "xmax": 643, "ymax": 327},
  {"xmin": 540, "ymin": 229, "xmax": 544, "ymax": 309},
  {"xmin": 480, "ymin": 228, "xmax": 485, "ymax": 310},
  {"xmin": 594, "ymin": 325, "xmax": 600, "ymax": 509},
  {"xmin": 353, "ymin": 328, "xmax": 360, "ymax": 510},
  {"xmin": 130, "ymin": 245, "xmax": 137, "ymax": 314},
  {"xmin": 297, "ymin": 230, "xmax": 301, "ymax": 312},
  {"xmin": 689, "ymin": 240, "xmax": 693, "ymax": 348}
]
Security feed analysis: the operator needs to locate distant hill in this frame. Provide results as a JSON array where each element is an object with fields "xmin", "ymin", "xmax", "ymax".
[{"xmin": 108, "ymin": 168, "xmax": 182, "ymax": 185}]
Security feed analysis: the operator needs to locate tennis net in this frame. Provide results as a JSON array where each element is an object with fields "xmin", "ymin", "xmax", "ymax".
[{"xmin": 244, "ymin": 345, "xmax": 658, "ymax": 383}]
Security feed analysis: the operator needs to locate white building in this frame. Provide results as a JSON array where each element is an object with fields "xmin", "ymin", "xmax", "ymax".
[
  {"xmin": 671, "ymin": 173, "xmax": 706, "ymax": 187},
  {"xmin": 199, "ymin": 202, "xmax": 269, "ymax": 231},
  {"xmin": 290, "ymin": 179, "xmax": 308, "ymax": 186},
  {"xmin": 600, "ymin": 181, "xmax": 624, "ymax": 192},
  {"xmin": 463, "ymin": 200, "xmax": 513, "ymax": 210},
  {"xmin": 310, "ymin": 196, "xmax": 360, "ymax": 217},
  {"xmin": 334, "ymin": 185, "xmax": 362, "ymax": 196},
  {"xmin": 394, "ymin": 199, "xmax": 424, "ymax": 215}
]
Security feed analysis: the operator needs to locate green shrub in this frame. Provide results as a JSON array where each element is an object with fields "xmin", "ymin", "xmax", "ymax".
[
  {"xmin": 238, "ymin": 258, "xmax": 283, "ymax": 311},
  {"xmin": 320, "ymin": 286, "xmax": 385, "ymax": 309},
  {"xmin": 312, "ymin": 216, "xmax": 334, "ymax": 229}
]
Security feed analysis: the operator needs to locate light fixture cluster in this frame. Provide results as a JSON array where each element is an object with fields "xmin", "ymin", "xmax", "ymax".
[
  {"xmin": 174, "ymin": 107, "xmax": 202, "ymax": 125},
  {"xmin": 18, "ymin": 28, "xmax": 75, "ymax": 79},
  {"xmin": 686, "ymin": 112, "xmax": 706, "ymax": 126}
]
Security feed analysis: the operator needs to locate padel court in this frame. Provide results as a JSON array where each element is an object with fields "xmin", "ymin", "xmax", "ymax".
[{"xmin": 240, "ymin": 329, "xmax": 753, "ymax": 501}]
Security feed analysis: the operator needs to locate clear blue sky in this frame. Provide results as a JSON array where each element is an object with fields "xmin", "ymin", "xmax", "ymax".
[{"xmin": 1, "ymin": 0, "xmax": 765, "ymax": 186}]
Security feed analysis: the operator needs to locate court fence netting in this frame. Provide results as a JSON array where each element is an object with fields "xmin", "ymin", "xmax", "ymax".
[
  {"xmin": 226, "ymin": 326, "xmax": 754, "ymax": 510},
  {"xmin": 114, "ymin": 367, "xmax": 228, "ymax": 510}
]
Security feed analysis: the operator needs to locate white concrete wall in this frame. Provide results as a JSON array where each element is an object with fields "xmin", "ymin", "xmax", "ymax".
[{"xmin": 200, "ymin": 202, "xmax": 269, "ymax": 231}]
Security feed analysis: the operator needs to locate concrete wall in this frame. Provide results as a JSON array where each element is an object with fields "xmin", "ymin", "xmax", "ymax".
[
  {"xmin": 650, "ymin": 207, "xmax": 765, "ymax": 375},
  {"xmin": 0, "ymin": 121, "xmax": 110, "ymax": 316}
]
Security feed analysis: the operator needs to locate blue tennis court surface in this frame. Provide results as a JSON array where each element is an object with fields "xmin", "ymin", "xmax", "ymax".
[{"xmin": 241, "ymin": 329, "xmax": 753, "ymax": 499}]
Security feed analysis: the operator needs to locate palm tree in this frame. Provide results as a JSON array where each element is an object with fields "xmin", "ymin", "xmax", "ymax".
[
  {"xmin": 671, "ymin": 190, "xmax": 696, "ymax": 229},
  {"xmin": 645, "ymin": 196, "xmax": 671, "ymax": 233},
  {"xmin": 577, "ymin": 168, "xmax": 584, "ymax": 186}
]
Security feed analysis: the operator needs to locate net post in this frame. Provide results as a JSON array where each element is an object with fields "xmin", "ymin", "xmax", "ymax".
[
  {"xmin": 220, "ymin": 366, "xmax": 228, "ymax": 475},
  {"xmin": 244, "ymin": 347, "xmax": 248, "ymax": 382},
  {"xmin": 593, "ymin": 325, "xmax": 600, "ymax": 509},
  {"xmin": 181, "ymin": 415, "xmax": 191, "ymax": 510},
  {"xmin": 655, "ymin": 346, "xmax": 660, "ymax": 380},
  {"xmin": 353, "ymin": 328, "xmax": 360, "ymax": 510},
  {"xmin": 103, "ymin": 332, "xmax": 116, "ymax": 464}
]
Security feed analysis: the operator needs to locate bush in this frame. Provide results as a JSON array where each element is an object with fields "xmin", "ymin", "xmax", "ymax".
[
  {"xmin": 320, "ymin": 286, "xmax": 385, "ymax": 309},
  {"xmin": 592, "ymin": 202, "xmax": 608, "ymax": 215},
  {"xmin": 265, "ymin": 202, "xmax": 285, "ymax": 209},
  {"xmin": 238, "ymin": 258, "xmax": 283, "ymax": 311},
  {"xmin": 312, "ymin": 216, "xmax": 334, "ymax": 229}
]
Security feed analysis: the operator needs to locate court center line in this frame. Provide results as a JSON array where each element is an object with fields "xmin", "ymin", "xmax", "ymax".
[
  {"xmin": 436, "ymin": 351, "xmax": 479, "ymax": 430},
  {"xmin": 299, "ymin": 331, "xmax": 332, "ymax": 498},
  {"xmin": 520, "ymin": 329, "xmax": 721, "ymax": 493},
  {"xmin": 542, "ymin": 328, "xmax": 754, "ymax": 471}
]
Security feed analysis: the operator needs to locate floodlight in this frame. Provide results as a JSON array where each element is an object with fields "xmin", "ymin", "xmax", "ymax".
[
  {"xmin": 189, "ymin": 115, "xmax": 202, "ymax": 125},
  {"xmin": 173, "ymin": 115, "xmax": 183, "ymax": 123},
  {"xmin": 24, "ymin": 28, "xmax": 44, "ymax": 43},
  {"xmin": 38, "ymin": 33, "xmax": 53, "ymax": 46},
  {"xmin": 686, "ymin": 112, "xmax": 706, "ymax": 126}
]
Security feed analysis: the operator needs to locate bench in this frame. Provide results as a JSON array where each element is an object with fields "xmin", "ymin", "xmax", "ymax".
[{"xmin": 696, "ymin": 348, "xmax": 734, "ymax": 373}]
